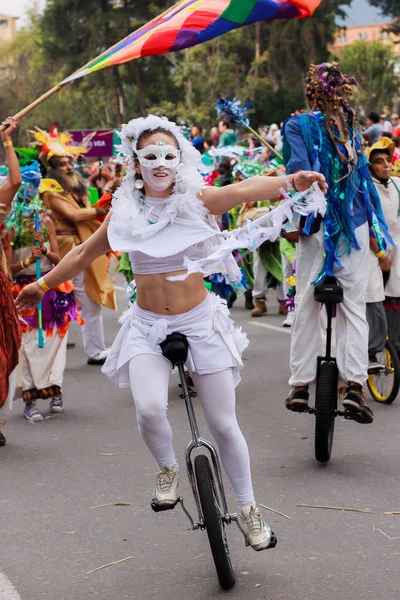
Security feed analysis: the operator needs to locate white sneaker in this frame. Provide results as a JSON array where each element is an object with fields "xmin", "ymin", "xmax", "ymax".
[
  {"xmin": 155, "ymin": 466, "xmax": 180, "ymax": 505},
  {"xmin": 239, "ymin": 505, "xmax": 272, "ymax": 551},
  {"xmin": 282, "ymin": 311, "xmax": 295, "ymax": 328}
]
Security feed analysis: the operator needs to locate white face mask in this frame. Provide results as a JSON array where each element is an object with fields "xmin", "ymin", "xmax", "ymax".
[
  {"xmin": 136, "ymin": 142, "xmax": 181, "ymax": 169},
  {"xmin": 136, "ymin": 141, "xmax": 180, "ymax": 193}
]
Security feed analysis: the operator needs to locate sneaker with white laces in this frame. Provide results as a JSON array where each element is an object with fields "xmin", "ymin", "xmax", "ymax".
[
  {"xmin": 23, "ymin": 401, "xmax": 44, "ymax": 422},
  {"xmin": 154, "ymin": 465, "xmax": 180, "ymax": 506},
  {"xmin": 239, "ymin": 505, "xmax": 272, "ymax": 551},
  {"xmin": 50, "ymin": 395, "xmax": 64, "ymax": 413}
]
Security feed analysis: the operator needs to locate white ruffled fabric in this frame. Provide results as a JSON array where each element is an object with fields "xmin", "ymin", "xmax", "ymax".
[
  {"xmin": 169, "ymin": 182, "xmax": 327, "ymax": 283},
  {"xmin": 102, "ymin": 294, "xmax": 248, "ymax": 388},
  {"xmin": 110, "ymin": 115, "xmax": 326, "ymax": 287}
]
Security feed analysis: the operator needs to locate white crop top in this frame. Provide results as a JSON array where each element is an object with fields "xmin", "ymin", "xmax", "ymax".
[
  {"xmin": 127, "ymin": 195, "xmax": 208, "ymax": 275},
  {"xmin": 129, "ymin": 245, "xmax": 203, "ymax": 275}
]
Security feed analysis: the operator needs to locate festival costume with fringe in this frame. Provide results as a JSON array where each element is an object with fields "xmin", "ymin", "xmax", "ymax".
[
  {"xmin": 102, "ymin": 116, "xmax": 326, "ymax": 388},
  {"xmin": 282, "ymin": 111, "xmax": 391, "ymax": 283}
]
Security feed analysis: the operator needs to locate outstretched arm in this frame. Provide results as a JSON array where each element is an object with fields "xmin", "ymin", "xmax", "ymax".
[
  {"xmin": 201, "ymin": 171, "xmax": 327, "ymax": 216},
  {"xmin": 15, "ymin": 214, "xmax": 112, "ymax": 311}
]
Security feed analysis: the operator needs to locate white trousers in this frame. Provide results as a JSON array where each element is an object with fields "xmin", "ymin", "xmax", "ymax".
[
  {"xmin": 289, "ymin": 223, "xmax": 369, "ymax": 386},
  {"xmin": 252, "ymin": 250, "xmax": 284, "ymax": 300},
  {"xmin": 72, "ymin": 272, "xmax": 106, "ymax": 360},
  {"xmin": 128, "ymin": 354, "xmax": 255, "ymax": 508}
]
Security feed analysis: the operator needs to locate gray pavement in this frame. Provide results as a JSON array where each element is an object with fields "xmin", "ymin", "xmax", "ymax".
[{"xmin": 2, "ymin": 285, "xmax": 400, "ymax": 600}]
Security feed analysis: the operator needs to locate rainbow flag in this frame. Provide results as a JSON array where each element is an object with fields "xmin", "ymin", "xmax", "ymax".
[{"xmin": 62, "ymin": 0, "xmax": 321, "ymax": 84}]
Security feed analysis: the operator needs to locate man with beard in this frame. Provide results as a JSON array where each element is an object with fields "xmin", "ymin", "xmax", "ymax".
[{"xmin": 35, "ymin": 130, "xmax": 117, "ymax": 366}]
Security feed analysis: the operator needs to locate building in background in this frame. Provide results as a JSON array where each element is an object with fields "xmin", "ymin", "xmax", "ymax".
[
  {"xmin": 332, "ymin": 21, "xmax": 400, "ymax": 56},
  {"xmin": 0, "ymin": 14, "xmax": 18, "ymax": 45}
]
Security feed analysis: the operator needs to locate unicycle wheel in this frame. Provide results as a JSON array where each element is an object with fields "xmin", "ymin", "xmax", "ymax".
[
  {"xmin": 194, "ymin": 454, "xmax": 236, "ymax": 590},
  {"xmin": 315, "ymin": 360, "xmax": 338, "ymax": 463},
  {"xmin": 367, "ymin": 340, "xmax": 400, "ymax": 404}
]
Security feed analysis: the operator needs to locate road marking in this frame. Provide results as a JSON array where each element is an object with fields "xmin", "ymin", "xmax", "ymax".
[
  {"xmin": 0, "ymin": 571, "xmax": 22, "ymax": 600},
  {"xmin": 248, "ymin": 321, "xmax": 291, "ymax": 335}
]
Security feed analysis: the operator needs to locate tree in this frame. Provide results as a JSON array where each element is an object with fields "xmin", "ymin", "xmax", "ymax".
[
  {"xmin": 339, "ymin": 41, "xmax": 399, "ymax": 113},
  {"xmin": 265, "ymin": 0, "xmax": 352, "ymax": 111},
  {"xmin": 367, "ymin": 0, "xmax": 400, "ymax": 34},
  {"xmin": 39, "ymin": 0, "xmax": 174, "ymax": 124}
]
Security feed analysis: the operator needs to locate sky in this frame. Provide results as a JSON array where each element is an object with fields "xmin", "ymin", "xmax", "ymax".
[{"xmin": 0, "ymin": 0, "xmax": 388, "ymax": 28}]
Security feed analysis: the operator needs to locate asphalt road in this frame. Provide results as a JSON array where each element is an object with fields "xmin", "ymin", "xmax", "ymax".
[{"xmin": 2, "ymin": 284, "xmax": 400, "ymax": 600}]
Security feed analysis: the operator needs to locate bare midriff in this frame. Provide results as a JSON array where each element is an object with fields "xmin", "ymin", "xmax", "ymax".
[{"xmin": 135, "ymin": 270, "xmax": 207, "ymax": 315}]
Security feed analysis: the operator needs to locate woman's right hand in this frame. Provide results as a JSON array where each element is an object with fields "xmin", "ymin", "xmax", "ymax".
[
  {"xmin": 293, "ymin": 171, "xmax": 328, "ymax": 195},
  {"xmin": 15, "ymin": 282, "xmax": 45, "ymax": 312}
]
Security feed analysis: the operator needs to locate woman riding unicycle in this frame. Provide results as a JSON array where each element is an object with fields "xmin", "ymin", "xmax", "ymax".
[{"xmin": 16, "ymin": 115, "xmax": 326, "ymax": 586}]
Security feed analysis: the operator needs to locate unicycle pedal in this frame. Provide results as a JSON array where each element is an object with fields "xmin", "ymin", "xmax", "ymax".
[
  {"xmin": 343, "ymin": 408, "xmax": 360, "ymax": 421},
  {"xmin": 151, "ymin": 496, "xmax": 181, "ymax": 512}
]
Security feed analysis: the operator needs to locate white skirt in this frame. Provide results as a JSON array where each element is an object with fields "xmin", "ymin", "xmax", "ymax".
[{"xmin": 102, "ymin": 293, "xmax": 249, "ymax": 388}]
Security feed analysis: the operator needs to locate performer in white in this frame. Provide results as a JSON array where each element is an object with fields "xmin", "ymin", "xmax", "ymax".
[
  {"xmin": 366, "ymin": 138, "xmax": 400, "ymax": 358},
  {"xmin": 16, "ymin": 115, "xmax": 326, "ymax": 551}
]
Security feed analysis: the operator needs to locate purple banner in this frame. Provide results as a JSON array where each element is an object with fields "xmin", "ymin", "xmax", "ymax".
[{"xmin": 68, "ymin": 129, "xmax": 114, "ymax": 158}]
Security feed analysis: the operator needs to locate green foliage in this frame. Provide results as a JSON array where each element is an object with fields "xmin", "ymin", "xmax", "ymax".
[{"xmin": 339, "ymin": 41, "xmax": 399, "ymax": 113}]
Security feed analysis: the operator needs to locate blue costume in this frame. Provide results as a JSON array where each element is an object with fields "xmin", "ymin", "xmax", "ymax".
[{"xmin": 282, "ymin": 111, "xmax": 391, "ymax": 283}]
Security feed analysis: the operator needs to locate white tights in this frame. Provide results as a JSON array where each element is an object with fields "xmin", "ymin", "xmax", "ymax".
[{"xmin": 128, "ymin": 354, "xmax": 255, "ymax": 508}]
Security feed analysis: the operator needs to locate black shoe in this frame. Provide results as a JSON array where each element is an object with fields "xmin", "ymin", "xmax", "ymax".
[
  {"xmin": 342, "ymin": 385, "xmax": 374, "ymax": 424},
  {"xmin": 87, "ymin": 357, "xmax": 106, "ymax": 366},
  {"xmin": 227, "ymin": 291, "xmax": 237, "ymax": 309},
  {"xmin": 0, "ymin": 430, "xmax": 6, "ymax": 446},
  {"xmin": 285, "ymin": 387, "xmax": 309, "ymax": 412},
  {"xmin": 245, "ymin": 290, "xmax": 254, "ymax": 310},
  {"xmin": 67, "ymin": 341, "xmax": 76, "ymax": 349}
]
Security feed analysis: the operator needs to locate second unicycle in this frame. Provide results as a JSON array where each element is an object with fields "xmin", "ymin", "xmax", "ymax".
[{"xmin": 313, "ymin": 276, "xmax": 343, "ymax": 463}]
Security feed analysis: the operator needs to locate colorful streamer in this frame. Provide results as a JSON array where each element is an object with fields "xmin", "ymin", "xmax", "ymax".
[{"xmin": 62, "ymin": 0, "xmax": 321, "ymax": 84}]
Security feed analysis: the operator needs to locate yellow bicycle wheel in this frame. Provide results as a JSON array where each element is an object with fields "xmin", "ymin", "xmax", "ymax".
[{"xmin": 367, "ymin": 340, "xmax": 400, "ymax": 404}]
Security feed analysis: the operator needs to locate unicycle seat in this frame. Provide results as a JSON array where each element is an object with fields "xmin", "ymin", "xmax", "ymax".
[
  {"xmin": 160, "ymin": 332, "xmax": 189, "ymax": 367},
  {"xmin": 314, "ymin": 276, "xmax": 343, "ymax": 304}
]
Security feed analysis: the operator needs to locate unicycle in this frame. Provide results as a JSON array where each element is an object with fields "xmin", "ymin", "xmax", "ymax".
[
  {"xmin": 151, "ymin": 332, "xmax": 277, "ymax": 590},
  {"xmin": 313, "ymin": 276, "xmax": 343, "ymax": 463},
  {"xmin": 367, "ymin": 339, "xmax": 400, "ymax": 404}
]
